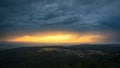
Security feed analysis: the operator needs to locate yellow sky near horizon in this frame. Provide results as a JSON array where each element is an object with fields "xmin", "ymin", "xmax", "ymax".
[{"xmin": 6, "ymin": 32, "xmax": 105, "ymax": 44}]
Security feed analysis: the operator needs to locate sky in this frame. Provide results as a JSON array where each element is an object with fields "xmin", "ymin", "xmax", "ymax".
[{"xmin": 0, "ymin": 0, "xmax": 120, "ymax": 44}]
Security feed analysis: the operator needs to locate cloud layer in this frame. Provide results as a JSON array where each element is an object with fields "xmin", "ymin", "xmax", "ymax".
[{"xmin": 0, "ymin": 0, "xmax": 120, "ymax": 43}]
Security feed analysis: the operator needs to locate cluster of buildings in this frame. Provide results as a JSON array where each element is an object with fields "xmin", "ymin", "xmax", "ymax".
[
  {"xmin": 63, "ymin": 49, "xmax": 108, "ymax": 57},
  {"xmin": 37, "ymin": 47, "xmax": 108, "ymax": 57}
]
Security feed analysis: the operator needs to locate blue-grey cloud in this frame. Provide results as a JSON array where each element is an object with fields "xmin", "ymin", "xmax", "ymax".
[{"xmin": 0, "ymin": 0, "xmax": 120, "ymax": 43}]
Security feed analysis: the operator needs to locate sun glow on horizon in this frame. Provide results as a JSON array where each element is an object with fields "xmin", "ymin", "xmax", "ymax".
[{"xmin": 6, "ymin": 32, "xmax": 104, "ymax": 44}]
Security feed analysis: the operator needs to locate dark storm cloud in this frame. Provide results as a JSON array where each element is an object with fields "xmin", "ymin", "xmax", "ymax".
[{"xmin": 0, "ymin": 0, "xmax": 120, "ymax": 43}]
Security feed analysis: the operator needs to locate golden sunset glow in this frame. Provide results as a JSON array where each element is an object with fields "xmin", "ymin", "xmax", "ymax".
[{"xmin": 6, "ymin": 32, "xmax": 104, "ymax": 44}]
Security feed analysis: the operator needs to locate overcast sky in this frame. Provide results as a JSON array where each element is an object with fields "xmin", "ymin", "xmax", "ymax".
[{"xmin": 0, "ymin": 0, "xmax": 120, "ymax": 43}]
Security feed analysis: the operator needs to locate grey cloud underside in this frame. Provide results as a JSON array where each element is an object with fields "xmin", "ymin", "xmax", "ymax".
[{"xmin": 0, "ymin": 0, "xmax": 120, "ymax": 42}]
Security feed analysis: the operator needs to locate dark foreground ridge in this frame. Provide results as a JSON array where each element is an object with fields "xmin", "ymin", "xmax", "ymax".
[{"xmin": 0, "ymin": 44, "xmax": 120, "ymax": 68}]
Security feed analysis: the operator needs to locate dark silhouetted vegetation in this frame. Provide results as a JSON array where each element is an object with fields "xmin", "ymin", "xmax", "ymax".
[{"xmin": 0, "ymin": 44, "xmax": 120, "ymax": 68}]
